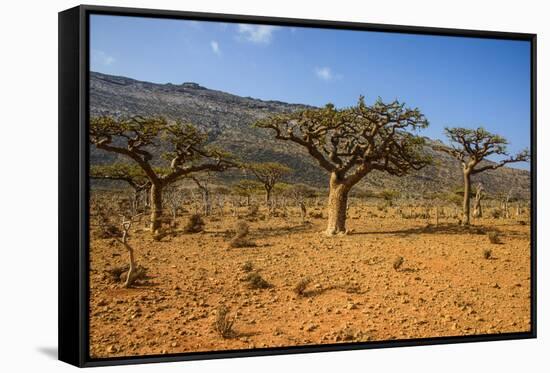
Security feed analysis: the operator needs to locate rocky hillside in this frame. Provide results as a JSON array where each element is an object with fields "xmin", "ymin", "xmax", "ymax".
[{"xmin": 90, "ymin": 72, "xmax": 530, "ymax": 199}]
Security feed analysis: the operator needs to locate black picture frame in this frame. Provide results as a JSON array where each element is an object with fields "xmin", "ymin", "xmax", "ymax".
[{"xmin": 59, "ymin": 4, "xmax": 537, "ymax": 367}]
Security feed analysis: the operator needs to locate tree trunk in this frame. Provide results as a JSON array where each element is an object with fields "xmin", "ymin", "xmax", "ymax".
[
  {"xmin": 325, "ymin": 174, "xmax": 350, "ymax": 235},
  {"xmin": 300, "ymin": 201, "xmax": 307, "ymax": 223},
  {"xmin": 144, "ymin": 186, "xmax": 151, "ymax": 208},
  {"xmin": 265, "ymin": 187, "xmax": 272, "ymax": 207},
  {"xmin": 150, "ymin": 183, "xmax": 163, "ymax": 233},
  {"xmin": 202, "ymin": 189, "xmax": 211, "ymax": 216},
  {"xmin": 462, "ymin": 171, "xmax": 471, "ymax": 225},
  {"xmin": 473, "ymin": 197, "xmax": 482, "ymax": 218},
  {"xmin": 132, "ymin": 190, "xmax": 140, "ymax": 214},
  {"xmin": 265, "ymin": 186, "xmax": 273, "ymax": 216}
]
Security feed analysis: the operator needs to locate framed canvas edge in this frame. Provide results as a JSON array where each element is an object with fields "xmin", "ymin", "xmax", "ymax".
[{"xmin": 58, "ymin": 4, "xmax": 538, "ymax": 368}]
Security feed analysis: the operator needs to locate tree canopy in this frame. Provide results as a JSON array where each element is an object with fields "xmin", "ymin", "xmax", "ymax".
[
  {"xmin": 435, "ymin": 127, "xmax": 530, "ymax": 174},
  {"xmin": 90, "ymin": 163, "xmax": 150, "ymax": 190},
  {"xmin": 90, "ymin": 116, "xmax": 236, "ymax": 185},
  {"xmin": 255, "ymin": 96, "xmax": 431, "ymax": 187}
]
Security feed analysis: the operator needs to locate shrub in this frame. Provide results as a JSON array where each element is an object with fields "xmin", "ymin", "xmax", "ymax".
[
  {"xmin": 294, "ymin": 277, "xmax": 311, "ymax": 296},
  {"xmin": 393, "ymin": 256, "xmax": 404, "ymax": 271},
  {"xmin": 489, "ymin": 209, "xmax": 502, "ymax": 219},
  {"xmin": 242, "ymin": 261, "xmax": 254, "ymax": 272},
  {"xmin": 106, "ymin": 264, "xmax": 148, "ymax": 283},
  {"xmin": 213, "ymin": 305, "xmax": 235, "ymax": 339},
  {"xmin": 483, "ymin": 248, "xmax": 492, "ymax": 260},
  {"xmin": 247, "ymin": 205, "xmax": 259, "ymax": 217},
  {"xmin": 245, "ymin": 272, "xmax": 271, "ymax": 289},
  {"xmin": 99, "ymin": 224, "xmax": 122, "ymax": 239},
  {"xmin": 309, "ymin": 211, "xmax": 323, "ymax": 219},
  {"xmin": 487, "ymin": 231, "xmax": 501, "ymax": 244},
  {"xmin": 183, "ymin": 214, "xmax": 205, "ymax": 233},
  {"xmin": 229, "ymin": 221, "xmax": 256, "ymax": 248}
]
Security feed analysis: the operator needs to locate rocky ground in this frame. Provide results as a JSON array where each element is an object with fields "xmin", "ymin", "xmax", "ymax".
[{"xmin": 89, "ymin": 204, "xmax": 531, "ymax": 358}]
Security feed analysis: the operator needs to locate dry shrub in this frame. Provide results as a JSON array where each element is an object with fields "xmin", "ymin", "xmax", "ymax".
[
  {"xmin": 309, "ymin": 211, "xmax": 323, "ymax": 219},
  {"xmin": 489, "ymin": 209, "xmax": 502, "ymax": 219},
  {"xmin": 483, "ymin": 248, "xmax": 492, "ymax": 260},
  {"xmin": 99, "ymin": 224, "xmax": 121, "ymax": 239},
  {"xmin": 487, "ymin": 231, "xmax": 501, "ymax": 244},
  {"xmin": 106, "ymin": 264, "xmax": 148, "ymax": 284},
  {"xmin": 245, "ymin": 272, "xmax": 272, "ymax": 289},
  {"xmin": 247, "ymin": 205, "xmax": 259, "ymax": 217},
  {"xmin": 294, "ymin": 277, "xmax": 311, "ymax": 297},
  {"xmin": 213, "ymin": 305, "xmax": 235, "ymax": 339},
  {"xmin": 393, "ymin": 256, "xmax": 404, "ymax": 271},
  {"xmin": 242, "ymin": 261, "xmax": 254, "ymax": 272},
  {"xmin": 183, "ymin": 214, "xmax": 205, "ymax": 233},
  {"xmin": 229, "ymin": 221, "xmax": 256, "ymax": 248}
]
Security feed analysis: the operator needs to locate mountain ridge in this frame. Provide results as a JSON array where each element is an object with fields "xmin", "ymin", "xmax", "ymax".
[{"xmin": 89, "ymin": 71, "xmax": 530, "ymax": 199}]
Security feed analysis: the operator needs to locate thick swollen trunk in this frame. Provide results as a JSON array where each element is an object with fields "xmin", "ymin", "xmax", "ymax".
[
  {"xmin": 325, "ymin": 175, "xmax": 350, "ymax": 235},
  {"xmin": 462, "ymin": 171, "xmax": 471, "ymax": 226},
  {"xmin": 150, "ymin": 183, "xmax": 163, "ymax": 233}
]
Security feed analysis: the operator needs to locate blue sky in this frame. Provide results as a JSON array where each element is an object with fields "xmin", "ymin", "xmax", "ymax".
[{"xmin": 90, "ymin": 15, "xmax": 531, "ymax": 169}]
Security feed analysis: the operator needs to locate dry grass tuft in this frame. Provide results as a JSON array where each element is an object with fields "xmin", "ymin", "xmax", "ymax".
[
  {"xmin": 229, "ymin": 221, "xmax": 256, "ymax": 248},
  {"xmin": 213, "ymin": 305, "xmax": 236, "ymax": 339},
  {"xmin": 487, "ymin": 231, "xmax": 501, "ymax": 244},
  {"xmin": 245, "ymin": 272, "xmax": 272, "ymax": 289},
  {"xmin": 183, "ymin": 214, "xmax": 205, "ymax": 233},
  {"xmin": 294, "ymin": 277, "xmax": 311, "ymax": 297},
  {"xmin": 242, "ymin": 261, "xmax": 254, "ymax": 272},
  {"xmin": 393, "ymin": 256, "xmax": 404, "ymax": 271}
]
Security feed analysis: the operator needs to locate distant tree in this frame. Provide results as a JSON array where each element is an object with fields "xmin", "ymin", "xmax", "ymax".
[
  {"xmin": 255, "ymin": 96, "xmax": 430, "ymax": 235},
  {"xmin": 190, "ymin": 173, "xmax": 213, "ymax": 216},
  {"xmin": 163, "ymin": 183, "xmax": 186, "ymax": 224},
  {"xmin": 232, "ymin": 179, "xmax": 263, "ymax": 206},
  {"xmin": 435, "ymin": 127, "xmax": 529, "ymax": 225},
  {"xmin": 90, "ymin": 116, "xmax": 235, "ymax": 233},
  {"xmin": 90, "ymin": 163, "xmax": 151, "ymax": 212},
  {"xmin": 117, "ymin": 212, "xmax": 143, "ymax": 288},
  {"xmin": 472, "ymin": 183, "xmax": 484, "ymax": 219},
  {"xmin": 247, "ymin": 162, "xmax": 292, "ymax": 210},
  {"xmin": 285, "ymin": 183, "xmax": 317, "ymax": 223},
  {"xmin": 379, "ymin": 189, "xmax": 400, "ymax": 203}
]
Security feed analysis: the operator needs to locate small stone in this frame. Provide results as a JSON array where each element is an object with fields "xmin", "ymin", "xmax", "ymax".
[
  {"xmin": 106, "ymin": 345, "xmax": 117, "ymax": 353},
  {"xmin": 306, "ymin": 324, "xmax": 318, "ymax": 332},
  {"xmin": 347, "ymin": 303, "xmax": 358, "ymax": 310}
]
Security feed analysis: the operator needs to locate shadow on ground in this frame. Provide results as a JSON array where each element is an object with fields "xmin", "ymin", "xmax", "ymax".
[{"xmin": 350, "ymin": 223, "xmax": 490, "ymax": 237}]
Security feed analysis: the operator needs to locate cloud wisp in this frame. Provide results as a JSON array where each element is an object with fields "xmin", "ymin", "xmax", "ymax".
[
  {"xmin": 237, "ymin": 24, "xmax": 277, "ymax": 44},
  {"xmin": 92, "ymin": 50, "xmax": 115, "ymax": 66},
  {"xmin": 210, "ymin": 40, "xmax": 221, "ymax": 55},
  {"xmin": 315, "ymin": 66, "xmax": 335, "ymax": 81}
]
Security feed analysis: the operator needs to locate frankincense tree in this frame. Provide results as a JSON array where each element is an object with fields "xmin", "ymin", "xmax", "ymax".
[
  {"xmin": 435, "ymin": 127, "xmax": 529, "ymax": 225},
  {"xmin": 255, "ymin": 96, "xmax": 431, "ymax": 235},
  {"xmin": 90, "ymin": 116, "xmax": 236, "ymax": 234}
]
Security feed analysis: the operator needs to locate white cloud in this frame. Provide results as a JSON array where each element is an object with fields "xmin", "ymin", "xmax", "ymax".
[
  {"xmin": 92, "ymin": 50, "xmax": 115, "ymax": 66},
  {"xmin": 237, "ymin": 24, "xmax": 277, "ymax": 44},
  {"xmin": 315, "ymin": 66, "xmax": 333, "ymax": 81},
  {"xmin": 210, "ymin": 40, "xmax": 221, "ymax": 55}
]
